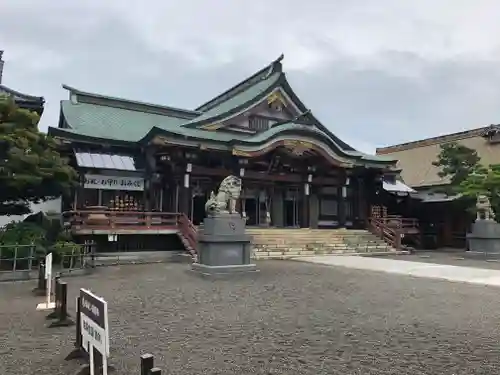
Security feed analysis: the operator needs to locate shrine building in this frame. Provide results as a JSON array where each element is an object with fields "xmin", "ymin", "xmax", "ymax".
[{"xmin": 48, "ymin": 55, "xmax": 413, "ymax": 252}]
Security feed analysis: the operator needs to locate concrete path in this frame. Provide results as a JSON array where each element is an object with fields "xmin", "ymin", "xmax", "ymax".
[{"xmin": 298, "ymin": 255, "xmax": 500, "ymax": 287}]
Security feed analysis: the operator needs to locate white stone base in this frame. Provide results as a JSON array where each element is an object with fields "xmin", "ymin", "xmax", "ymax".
[{"xmin": 36, "ymin": 301, "xmax": 55, "ymax": 311}]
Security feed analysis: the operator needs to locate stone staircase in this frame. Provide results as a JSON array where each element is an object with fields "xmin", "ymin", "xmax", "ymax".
[{"xmin": 247, "ymin": 228, "xmax": 396, "ymax": 260}]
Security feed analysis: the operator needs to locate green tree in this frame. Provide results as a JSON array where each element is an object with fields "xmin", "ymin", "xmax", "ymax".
[
  {"xmin": 0, "ymin": 95, "xmax": 77, "ymax": 216},
  {"xmin": 432, "ymin": 142, "xmax": 481, "ymax": 190},
  {"xmin": 459, "ymin": 164, "xmax": 500, "ymax": 219}
]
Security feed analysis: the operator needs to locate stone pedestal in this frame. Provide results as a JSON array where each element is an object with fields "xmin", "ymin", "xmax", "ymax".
[
  {"xmin": 466, "ymin": 220, "xmax": 500, "ymax": 258},
  {"xmin": 191, "ymin": 213, "xmax": 258, "ymax": 277}
]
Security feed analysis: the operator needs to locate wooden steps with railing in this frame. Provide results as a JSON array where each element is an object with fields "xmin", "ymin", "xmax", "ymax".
[
  {"xmin": 368, "ymin": 215, "xmax": 420, "ymax": 250},
  {"xmin": 176, "ymin": 213, "xmax": 198, "ymax": 262}
]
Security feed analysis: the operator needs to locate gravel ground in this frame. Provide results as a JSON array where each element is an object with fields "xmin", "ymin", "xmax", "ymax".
[{"xmin": 2, "ymin": 261, "xmax": 500, "ymax": 375}]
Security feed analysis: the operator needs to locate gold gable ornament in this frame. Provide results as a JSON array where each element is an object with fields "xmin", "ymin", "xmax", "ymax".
[
  {"xmin": 232, "ymin": 149, "xmax": 251, "ymax": 157},
  {"xmin": 283, "ymin": 140, "xmax": 313, "ymax": 156},
  {"xmin": 267, "ymin": 91, "xmax": 287, "ymax": 110},
  {"xmin": 200, "ymin": 123, "xmax": 224, "ymax": 131},
  {"xmin": 151, "ymin": 136, "xmax": 170, "ymax": 146}
]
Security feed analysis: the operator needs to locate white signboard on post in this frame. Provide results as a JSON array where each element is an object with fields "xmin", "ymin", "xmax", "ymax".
[
  {"xmin": 84, "ymin": 174, "xmax": 144, "ymax": 191},
  {"xmin": 80, "ymin": 288, "xmax": 110, "ymax": 375},
  {"xmin": 36, "ymin": 253, "xmax": 55, "ymax": 311}
]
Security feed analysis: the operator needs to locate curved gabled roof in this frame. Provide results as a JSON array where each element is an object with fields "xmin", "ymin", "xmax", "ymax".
[{"xmin": 49, "ymin": 55, "xmax": 396, "ymax": 167}]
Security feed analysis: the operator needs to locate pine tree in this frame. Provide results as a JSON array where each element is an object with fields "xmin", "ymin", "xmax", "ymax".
[
  {"xmin": 432, "ymin": 142, "xmax": 481, "ymax": 189},
  {"xmin": 0, "ymin": 95, "xmax": 77, "ymax": 215}
]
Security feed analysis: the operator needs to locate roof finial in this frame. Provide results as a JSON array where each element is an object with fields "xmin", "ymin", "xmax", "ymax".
[{"xmin": 267, "ymin": 53, "xmax": 284, "ymax": 75}]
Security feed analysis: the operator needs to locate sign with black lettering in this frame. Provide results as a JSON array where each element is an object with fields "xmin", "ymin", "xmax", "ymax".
[
  {"xmin": 84, "ymin": 174, "xmax": 144, "ymax": 191},
  {"xmin": 80, "ymin": 288, "xmax": 109, "ymax": 375}
]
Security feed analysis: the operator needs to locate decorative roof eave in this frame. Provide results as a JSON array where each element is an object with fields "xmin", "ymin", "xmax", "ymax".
[
  {"xmin": 231, "ymin": 138, "xmax": 354, "ymax": 168},
  {"xmin": 230, "ymin": 134, "xmax": 394, "ymax": 169},
  {"xmin": 195, "ymin": 54, "xmax": 284, "ymax": 112},
  {"xmin": 142, "ymin": 125, "xmax": 396, "ymax": 168},
  {"xmin": 48, "ymin": 127, "xmax": 139, "ymax": 148},
  {"xmin": 62, "ymin": 84, "xmax": 200, "ymax": 120}
]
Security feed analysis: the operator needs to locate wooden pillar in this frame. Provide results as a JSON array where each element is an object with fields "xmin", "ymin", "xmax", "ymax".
[
  {"xmin": 443, "ymin": 213, "xmax": 453, "ymax": 247},
  {"xmin": 338, "ymin": 171, "xmax": 348, "ymax": 227},
  {"xmin": 301, "ymin": 178, "xmax": 310, "ymax": 228},
  {"xmin": 76, "ymin": 173, "xmax": 85, "ymax": 209},
  {"xmin": 356, "ymin": 176, "xmax": 366, "ymax": 228},
  {"xmin": 179, "ymin": 184, "xmax": 190, "ymax": 216},
  {"xmin": 179, "ymin": 162, "xmax": 192, "ymax": 216},
  {"xmin": 144, "ymin": 146, "xmax": 157, "ymax": 211}
]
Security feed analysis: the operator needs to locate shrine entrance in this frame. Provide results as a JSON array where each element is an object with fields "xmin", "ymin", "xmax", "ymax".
[
  {"xmin": 283, "ymin": 187, "xmax": 301, "ymax": 227},
  {"xmin": 242, "ymin": 188, "xmax": 269, "ymax": 226}
]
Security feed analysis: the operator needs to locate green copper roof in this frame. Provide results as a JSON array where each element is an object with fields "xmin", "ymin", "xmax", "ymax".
[
  {"xmin": 49, "ymin": 56, "xmax": 396, "ymax": 166},
  {"xmin": 182, "ymin": 72, "xmax": 281, "ymax": 127},
  {"xmin": 59, "ymin": 100, "xmax": 187, "ymax": 142}
]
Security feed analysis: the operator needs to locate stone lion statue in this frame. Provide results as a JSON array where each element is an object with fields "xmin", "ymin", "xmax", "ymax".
[
  {"xmin": 476, "ymin": 194, "xmax": 495, "ymax": 221},
  {"xmin": 205, "ymin": 175, "xmax": 242, "ymax": 216}
]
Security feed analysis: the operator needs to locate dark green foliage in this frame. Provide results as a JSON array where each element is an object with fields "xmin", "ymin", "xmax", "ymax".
[
  {"xmin": 459, "ymin": 164, "xmax": 500, "ymax": 219},
  {"xmin": 432, "ymin": 142, "xmax": 481, "ymax": 190},
  {"xmin": 0, "ymin": 95, "xmax": 77, "ymax": 216},
  {"xmin": 431, "ymin": 142, "xmax": 500, "ymax": 220},
  {"xmin": 0, "ymin": 220, "xmax": 79, "ymax": 266}
]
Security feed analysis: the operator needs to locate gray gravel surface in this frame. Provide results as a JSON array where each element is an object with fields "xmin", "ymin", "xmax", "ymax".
[{"xmin": 2, "ymin": 260, "xmax": 500, "ymax": 375}]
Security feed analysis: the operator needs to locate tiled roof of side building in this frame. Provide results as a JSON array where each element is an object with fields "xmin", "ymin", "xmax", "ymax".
[
  {"xmin": 376, "ymin": 126, "xmax": 500, "ymax": 188},
  {"xmin": 0, "ymin": 85, "xmax": 45, "ymax": 103}
]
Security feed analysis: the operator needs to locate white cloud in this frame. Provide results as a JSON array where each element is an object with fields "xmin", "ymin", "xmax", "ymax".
[{"xmin": 2, "ymin": 0, "xmax": 500, "ymax": 149}]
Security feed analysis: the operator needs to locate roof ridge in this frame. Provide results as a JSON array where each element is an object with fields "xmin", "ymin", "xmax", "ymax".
[
  {"xmin": 62, "ymin": 84, "xmax": 200, "ymax": 119},
  {"xmin": 194, "ymin": 54, "xmax": 284, "ymax": 112},
  {"xmin": 376, "ymin": 125, "xmax": 492, "ymax": 154},
  {"xmin": 0, "ymin": 84, "xmax": 44, "ymax": 102}
]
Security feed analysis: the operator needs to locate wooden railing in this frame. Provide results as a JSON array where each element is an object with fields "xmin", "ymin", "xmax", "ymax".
[
  {"xmin": 177, "ymin": 213, "xmax": 198, "ymax": 260},
  {"xmin": 63, "ymin": 210, "xmax": 179, "ymax": 230},
  {"xmin": 380, "ymin": 215, "xmax": 419, "ymax": 232},
  {"xmin": 369, "ymin": 217, "xmax": 402, "ymax": 251}
]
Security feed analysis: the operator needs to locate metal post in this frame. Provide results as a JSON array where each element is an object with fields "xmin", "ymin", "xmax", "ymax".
[
  {"xmin": 64, "ymin": 297, "xmax": 85, "ymax": 361},
  {"xmin": 48, "ymin": 278, "xmax": 74, "ymax": 328},
  {"xmin": 140, "ymin": 354, "xmax": 155, "ymax": 375},
  {"xmin": 32, "ymin": 261, "xmax": 47, "ymax": 296},
  {"xmin": 75, "ymin": 297, "xmax": 82, "ymax": 348},
  {"xmin": 150, "ymin": 368, "xmax": 162, "ymax": 375},
  {"xmin": 13, "ymin": 245, "xmax": 18, "ymax": 272},
  {"xmin": 89, "ymin": 240, "xmax": 96, "ymax": 268},
  {"xmin": 28, "ymin": 243, "xmax": 34, "ymax": 272},
  {"xmin": 47, "ymin": 276, "xmax": 60, "ymax": 319}
]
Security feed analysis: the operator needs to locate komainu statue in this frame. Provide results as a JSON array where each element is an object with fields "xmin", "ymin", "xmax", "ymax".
[
  {"xmin": 476, "ymin": 194, "xmax": 495, "ymax": 221},
  {"xmin": 205, "ymin": 175, "xmax": 242, "ymax": 216}
]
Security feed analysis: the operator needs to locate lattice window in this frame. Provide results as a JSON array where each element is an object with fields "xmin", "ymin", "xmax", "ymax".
[{"xmin": 249, "ymin": 117, "xmax": 269, "ymax": 132}]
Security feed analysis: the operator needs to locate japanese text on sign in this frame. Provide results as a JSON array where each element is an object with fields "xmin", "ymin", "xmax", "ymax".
[{"xmin": 83, "ymin": 174, "xmax": 144, "ymax": 191}]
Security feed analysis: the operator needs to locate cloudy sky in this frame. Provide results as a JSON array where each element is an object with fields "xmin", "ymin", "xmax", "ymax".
[{"xmin": 2, "ymin": 0, "xmax": 500, "ymax": 153}]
